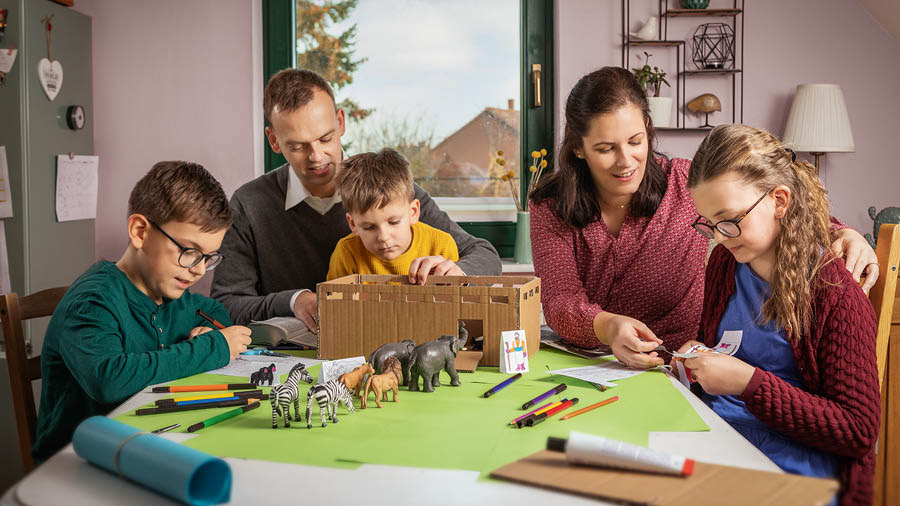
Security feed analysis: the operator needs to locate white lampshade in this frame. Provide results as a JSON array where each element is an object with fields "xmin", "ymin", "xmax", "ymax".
[{"xmin": 783, "ymin": 84, "xmax": 855, "ymax": 153}]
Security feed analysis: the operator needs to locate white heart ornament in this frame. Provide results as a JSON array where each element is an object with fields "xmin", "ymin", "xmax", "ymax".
[{"xmin": 38, "ymin": 58, "xmax": 63, "ymax": 101}]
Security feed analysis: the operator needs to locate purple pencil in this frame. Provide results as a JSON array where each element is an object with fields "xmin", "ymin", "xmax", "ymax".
[{"xmin": 509, "ymin": 402, "xmax": 554, "ymax": 426}]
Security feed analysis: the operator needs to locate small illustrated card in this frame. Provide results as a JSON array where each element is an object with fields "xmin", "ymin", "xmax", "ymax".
[
  {"xmin": 713, "ymin": 330, "xmax": 742, "ymax": 356},
  {"xmin": 672, "ymin": 344, "xmax": 719, "ymax": 388},
  {"xmin": 318, "ymin": 356, "xmax": 366, "ymax": 384},
  {"xmin": 500, "ymin": 330, "xmax": 529, "ymax": 374}
]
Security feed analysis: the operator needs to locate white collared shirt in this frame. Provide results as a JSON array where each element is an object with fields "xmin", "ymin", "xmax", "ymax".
[{"xmin": 285, "ymin": 164, "xmax": 342, "ymax": 215}]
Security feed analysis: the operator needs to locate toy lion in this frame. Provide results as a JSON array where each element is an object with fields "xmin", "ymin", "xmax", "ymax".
[
  {"xmin": 361, "ymin": 357, "xmax": 402, "ymax": 409},
  {"xmin": 339, "ymin": 362, "xmax": 374, "ymax": 397}
]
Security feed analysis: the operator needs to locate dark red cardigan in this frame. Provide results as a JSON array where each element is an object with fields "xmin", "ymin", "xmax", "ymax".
[{"xmin": 700, "ymin": 245, "xmax": 880, "ymax": 506}]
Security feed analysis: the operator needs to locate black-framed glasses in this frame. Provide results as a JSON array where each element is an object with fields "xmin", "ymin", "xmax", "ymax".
[
  {"xmin": 691, "ymin": 189, "xmax": 773, "ymax": 240},
  {"xmin": 149, "ymin": 220, "xmax": 224, "ymax": 270}
]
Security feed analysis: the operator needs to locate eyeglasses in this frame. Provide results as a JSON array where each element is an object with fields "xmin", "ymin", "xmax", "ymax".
[
  {"xmin": 691, "ymin": 189, "xmax": 773, "ymax": 240},
  {"xmin": 149, "ymin": 220, "xmax": 225, "ymax": 270}
]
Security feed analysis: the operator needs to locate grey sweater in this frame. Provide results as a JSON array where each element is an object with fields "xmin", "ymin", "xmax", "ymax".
[{"xmin": 211, "ymin": 164, "xmax": 501, "ymax": 324}]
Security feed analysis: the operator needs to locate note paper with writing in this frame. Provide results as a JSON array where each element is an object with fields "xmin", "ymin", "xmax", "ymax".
[{"xmin": 56, "ymin": 155, "xmax": 99, "ymax": 222}]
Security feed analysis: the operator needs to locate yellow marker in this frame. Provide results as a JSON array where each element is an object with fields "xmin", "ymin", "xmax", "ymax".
[
  {"xmin": 157, "ymin": 392, "xmax": 237, "ymax": 405},
  {"xmin": 533, "ymin": 401, "xmax": 563, "ymax": 416}
]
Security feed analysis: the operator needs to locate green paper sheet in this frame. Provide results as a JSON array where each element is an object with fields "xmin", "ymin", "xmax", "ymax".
[{"xmin": 115, "ymin": 348, "xmax": 708, "ymax": 478}]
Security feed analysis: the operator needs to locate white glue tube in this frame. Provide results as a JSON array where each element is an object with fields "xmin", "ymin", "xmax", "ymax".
[{"xmin": 547, "ymin": 431, "xmax": 694, "ymax": 477}]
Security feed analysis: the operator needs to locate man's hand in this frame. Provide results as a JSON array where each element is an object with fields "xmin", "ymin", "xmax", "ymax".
[
  {"xmin": 683, "ymin": 353, "xmax": 756, "ymax": 395},
  {"xmin": 594, "ymin": 312, "xmax": 664, "ymax": 368},
  {"xmin": 831, "ymin": 228, "xmax": 879, "ymax": 293},
  {"xmin": 220, "ymin": 325, "xmax": 252, "ymax": 359},
  {"xmin": 292, "ymin": 290, "xmax": 319, "ymax": 333},
  {"xmin": 188, "ymin": 326, "xmax": 214, "ymax": 339},
  {"xmin": 408, "ymin": 256, "xmax": 465, "ymax": 285}
]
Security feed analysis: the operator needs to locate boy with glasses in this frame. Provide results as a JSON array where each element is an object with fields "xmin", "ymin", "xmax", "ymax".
[{"xmin": 33, "ymin": 161, "xmax": 252, "ymax": 462}]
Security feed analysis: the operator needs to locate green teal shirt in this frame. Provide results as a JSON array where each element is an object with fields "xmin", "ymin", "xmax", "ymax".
[{"xmin": 33, "ymin": 261, "xmax": 232, "ymax": 460}]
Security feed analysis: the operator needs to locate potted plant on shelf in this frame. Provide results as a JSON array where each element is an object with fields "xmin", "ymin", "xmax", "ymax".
[{"xmin": 632, "ymin": 52, "xmax": 672, "ymax": 128}]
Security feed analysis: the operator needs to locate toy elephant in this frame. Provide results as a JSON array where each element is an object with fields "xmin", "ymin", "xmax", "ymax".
[
  {"xmin": 369, "ymin": 339, "xmax": 416, "ymax": 386},
  {"xmin": 865, "ymin": 206, "xmax": 900, "ymax": 248},
  {"xmin": 407, "ymin": 336, "xmax": 462, "ymax": 392}
]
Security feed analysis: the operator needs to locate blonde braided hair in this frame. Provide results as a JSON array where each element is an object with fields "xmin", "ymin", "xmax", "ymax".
[{"xmin": 688, "ymin": 124, "xmax": 834, "ymax": 339}]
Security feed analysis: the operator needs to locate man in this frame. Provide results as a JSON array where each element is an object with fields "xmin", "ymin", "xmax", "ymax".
[{"xmin": 211, "ymin": 69, "xmax": 501, "ymax": 329}]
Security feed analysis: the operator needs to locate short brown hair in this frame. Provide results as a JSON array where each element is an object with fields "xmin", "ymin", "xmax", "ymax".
[
  {"xmin": 264, "ymin": 68, "xmax": 335, "ymax": 124},
  {"xmin": 128, "ymin": 161, "xmax": 232, "ymax": 232},
  {"xmin": 338, "ymin": 148, "xmax": 414, "ymax": 214}
]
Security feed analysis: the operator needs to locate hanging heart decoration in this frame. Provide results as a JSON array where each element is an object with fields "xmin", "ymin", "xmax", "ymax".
[{"xmin": 38, "ymin": 14, "xmax": 63, "ymax": 101}]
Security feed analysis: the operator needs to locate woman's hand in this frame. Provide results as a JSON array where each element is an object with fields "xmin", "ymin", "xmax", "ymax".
[
  {"xmin": 831, "ymin": 228, "xmax": 879, "ymax": 292},
  {"xmin": 594, "ymin": 312, "xmax": 664, "ymax": 368},
  {"xmin": 683, "ymin": 353, "xmax": 756, "ymax": 395}
]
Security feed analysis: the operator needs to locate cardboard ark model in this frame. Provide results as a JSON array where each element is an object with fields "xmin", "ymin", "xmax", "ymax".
[{"xmin": 316, "ymin": 275, "xmax": 541, "ymax": 367}]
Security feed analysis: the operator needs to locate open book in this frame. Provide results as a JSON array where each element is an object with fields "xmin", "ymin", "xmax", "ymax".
[{"xmin": 249, "ymin": 317, "xmax": 318, "ymax": 349}]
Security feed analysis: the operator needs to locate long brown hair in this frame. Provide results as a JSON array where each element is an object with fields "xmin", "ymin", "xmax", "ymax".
[
  {"xmin": 530, "ymin": 66, "xmax": 669, "ymax": 228},
  {"xmin": 688, "ymin": 124, "xmax": 834, "ymax": 338}
]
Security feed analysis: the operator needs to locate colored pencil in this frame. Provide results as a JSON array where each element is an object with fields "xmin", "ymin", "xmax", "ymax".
[
  {"xmin": 509, "ymin": 402, "xmax": 554, "ymax": 426},
  {"xmin": 528, "ymin": 398, "xmax": 580, "ymax": 426},
  {"xmin": 156, "ymin": 390, "xmax": 264, "ymax": 405},
  {"xmin": 136, "ymin": 398, "xmax": 260, "ymax": 416},
  {"xmin": 483, "ymin": 373, "xmax": 523, "ymax": 398},
  {"xmin": 560, "ymin": 396, "xmax": 620, "ymax": 420},
  {"xmin": 516, "ymin": 399, "xmax": 566, "ymax": 428},
  {"xmin": 521, "ymin": 383, "xmax": 567, "ymax": 410},
  {"xmin": 187, "ymin": 400, "xmax": 261, "ymax": 432},
  {"xmin": 151, "ymin": 383, "xmax": 257, "ymax": 393},
  {"xmin": 196, "ymin": 309, "xmax": 226, "ymax": 330}
]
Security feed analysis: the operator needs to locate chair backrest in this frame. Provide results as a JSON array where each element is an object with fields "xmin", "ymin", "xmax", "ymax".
[
  {"xmin": 0, "ymin": 286, "xmax": 68, "ymax": 474},
  {"xmin": 869, "ymin": 224, "xmax": 900, "ymax": 506}
]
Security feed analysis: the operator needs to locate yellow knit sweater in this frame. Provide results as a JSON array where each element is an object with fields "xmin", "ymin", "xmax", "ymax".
[{"xmin": 326, "ymin": 221, "xmax": 459, "ymax": 280}]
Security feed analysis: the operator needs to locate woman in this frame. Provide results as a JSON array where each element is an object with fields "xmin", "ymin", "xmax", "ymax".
[{"xmin": 530, "ymin": 67, "xmax": 878, "ymax": 368}]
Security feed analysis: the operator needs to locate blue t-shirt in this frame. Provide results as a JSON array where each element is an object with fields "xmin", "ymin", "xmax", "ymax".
[{"xmin": 703, "ymin": 262, "xmax": 839, "ymax": 481}]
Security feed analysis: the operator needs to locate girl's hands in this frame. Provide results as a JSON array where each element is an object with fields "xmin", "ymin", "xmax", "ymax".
[{"xmin": 683, "ymin": 353, "xmax": 756, "ymax": 395}]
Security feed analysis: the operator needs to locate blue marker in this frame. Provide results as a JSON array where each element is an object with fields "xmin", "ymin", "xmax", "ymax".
[{"xmin": 483, "ymin": 373, "xmax": 523, "ymax": 398}]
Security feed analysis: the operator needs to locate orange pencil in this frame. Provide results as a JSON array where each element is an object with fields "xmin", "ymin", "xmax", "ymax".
[
  {"xmin": 152, "ymin": 383, "xmax": 257, "ymax": 393},
  {"xmin": 560, "ymin": 396, "xmax": 619, "ymax": 420}
]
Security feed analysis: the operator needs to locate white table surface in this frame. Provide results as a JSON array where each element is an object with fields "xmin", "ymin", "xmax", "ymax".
[{"xmin": 2, "ymin": 357, "xmax": 781, "ymax": 506}]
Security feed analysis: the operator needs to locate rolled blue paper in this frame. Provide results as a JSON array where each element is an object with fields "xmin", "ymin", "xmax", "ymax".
[{"xmin": 72, "ymin": 416, "xmax": 231, "ymax": 506}]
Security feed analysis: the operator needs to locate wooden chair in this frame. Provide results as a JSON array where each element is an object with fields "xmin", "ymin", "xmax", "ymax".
[
  {"xmin": 870, "ymin": 223, "xmax": 900, "ymax": 506},
  {"xmin": 0, "ymin": 286, "xmax": 68, "ymax": 474}
]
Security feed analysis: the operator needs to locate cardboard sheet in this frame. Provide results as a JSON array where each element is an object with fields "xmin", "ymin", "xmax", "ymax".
[
  {"xmin": 455, "ymin": 350, "xmax": 483, "ymax": 372},
  {"xmin": 491, "ymin": 450, "xmax": 838, "ymax": 506},
  {"xmin": 115, "ymin": 349, "xmax": 708, "ymax": 478}
]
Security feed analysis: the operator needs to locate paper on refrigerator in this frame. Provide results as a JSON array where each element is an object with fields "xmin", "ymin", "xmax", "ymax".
[{"xmin": 56, "ymin": 154, "xmax": 99, "ymax": 222}]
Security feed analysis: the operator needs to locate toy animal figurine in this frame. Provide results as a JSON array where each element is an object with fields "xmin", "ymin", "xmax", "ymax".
[
  {"xmin": 369, "ymin": 339, "xmax": 416, "ymax": 386},
  {"xmin": 251, "ymin": 363, "xmax": 276, "ymax": 386},
  {"xmin": 408, "ymin": 336, "xmax": 462, "ymax": 392},
  {"xmin": 361, "ymin": 357, "xmax": 402, "ymax": 409},
  {"xmin": 339, "ymin": 363, "xmax": 374, "ymax": 397},
  {"xmin": 864, "ymin": 206, "xmax": 900, "ymax": 248},
  {"xmin": 457, "ymin": 321, "xmax": 469, "ymax": 348},
  {"xmin": 269, "ymin": 363, "xmax": 313, "ymax": 428},
  {"xmin": 687, "ymin": 93, "xmax": 721, "ymax": 128},
  {"xmin": 306, "ymin": 379, "xmax": 355, "ymax": 428}
]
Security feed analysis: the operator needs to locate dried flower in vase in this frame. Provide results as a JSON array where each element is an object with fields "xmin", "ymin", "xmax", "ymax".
[{"xmin": 496, "ymin": 150, "xmax": 522, "ymax": 212}]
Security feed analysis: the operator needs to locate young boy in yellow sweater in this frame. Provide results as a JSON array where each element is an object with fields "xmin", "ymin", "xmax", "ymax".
[{"xmin": 327, "ymin": 148, "xmax": 459, "ymax": 283}]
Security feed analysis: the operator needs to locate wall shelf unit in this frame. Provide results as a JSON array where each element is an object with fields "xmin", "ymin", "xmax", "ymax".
[{"xmin": 622, "ymin": 0, "xmax": 744, "ymax": 131}]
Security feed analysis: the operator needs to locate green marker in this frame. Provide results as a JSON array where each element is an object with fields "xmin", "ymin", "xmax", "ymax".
[{"xmin": 187, "ymin": 400, "xmax": 261, "ymax": 433}]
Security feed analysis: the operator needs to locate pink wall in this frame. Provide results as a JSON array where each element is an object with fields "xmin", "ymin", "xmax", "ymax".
[
  {"xmin": 555, "ymin": 0, "xmax": 900, "ymax": 234},
  {"xmin": 73, "ymin": 0, "xmax": 263, "ymax": 295}
]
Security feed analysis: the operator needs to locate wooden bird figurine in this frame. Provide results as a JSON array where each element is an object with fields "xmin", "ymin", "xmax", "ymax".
[
  {"xmin": 687, "ymin": 93, "xmax": 721, "ymax": 128},
  {"xmin": 629, "ymin": 16, "xmax": 658, "ymax": 41}
]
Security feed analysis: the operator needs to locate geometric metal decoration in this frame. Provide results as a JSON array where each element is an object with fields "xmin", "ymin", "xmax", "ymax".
[{"xmin": 692, "ymin": 23, "xmax": 735, "ymax": 69}]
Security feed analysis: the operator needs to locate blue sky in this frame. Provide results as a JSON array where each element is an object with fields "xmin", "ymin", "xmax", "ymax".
[{"xmin": 327, "ymin": 0, "xmax": 520, "ymax": 147}]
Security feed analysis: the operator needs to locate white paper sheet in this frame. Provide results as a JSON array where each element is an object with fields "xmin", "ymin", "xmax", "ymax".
[
  {"xmin": 55, "ymin": 155, "xmax": 98, "ymax": 222},
  {"xmin": 547, "ymin": 360, "xmax": 650, "ymax": 387},
  {"xmin": 205, "ymin": 354, "xmax": 313, "ymax": 385},
  {"xmin": 0, "ymin": 221, "xmax": 10, "ymax": 295},
  {"xmin": 0, "ymin": 146, "xmax": 13, "ymax": 219},
  {"xmin": 317, "ymin": 356, "xmax": 366, "ymax": 384}
]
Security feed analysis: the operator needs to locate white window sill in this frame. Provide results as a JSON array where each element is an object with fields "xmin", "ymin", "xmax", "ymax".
[{"xmin": 432, "ymin": 197, "xmax": 518, "ymax": 222}]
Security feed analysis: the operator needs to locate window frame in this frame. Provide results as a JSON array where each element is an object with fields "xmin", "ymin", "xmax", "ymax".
[{"xmin": 262, "ymin": 0, "xmax": 553, "ymax": 257}]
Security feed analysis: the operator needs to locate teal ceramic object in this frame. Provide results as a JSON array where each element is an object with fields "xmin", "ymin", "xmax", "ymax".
[
  {"xmin": 682, "ymin": 0, "xmax": 710, "ymax": 8},
  {"xmin": 865, "ymin": 206, "xmax": 900, "ymax": 248},
  {"xmin": 514, "ymin": 211, "xmax": 533, "ymax": 264}
]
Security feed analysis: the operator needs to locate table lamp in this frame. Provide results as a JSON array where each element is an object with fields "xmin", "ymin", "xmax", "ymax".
[{"xmin": 782, "ymin": 84, "xmax": 855, "ymax": 175}]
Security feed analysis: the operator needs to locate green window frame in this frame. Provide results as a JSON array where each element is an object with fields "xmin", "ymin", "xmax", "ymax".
[{"xmin": 262, "ymin": 0, "xmax": 554, "ymax": 257}]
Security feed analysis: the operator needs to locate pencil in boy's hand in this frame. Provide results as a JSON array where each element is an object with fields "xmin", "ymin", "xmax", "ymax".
[
  {"xmin": 560, "ymin": 396, "xmax": 619, "ymax": 420},
  {"xmin": 196, "ymin": 309, "xmax": 226, "ymax": 330}
]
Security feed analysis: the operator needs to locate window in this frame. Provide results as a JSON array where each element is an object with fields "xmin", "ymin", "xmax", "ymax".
[{"xmin": 264, "ymin": 1, "xmax": 553, "ymax": 253}]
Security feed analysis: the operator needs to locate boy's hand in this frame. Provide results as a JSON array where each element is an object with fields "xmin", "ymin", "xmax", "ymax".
[
  {"xmin": 683, "ymin": 353, "xmax": 755, "ymax": 395},
  {"xmin": 292, "ymin": 290, "xmax": 319, "ymax": 333},
  {"xmin": 594, "ymin": 312, "xmax": 664, "ymax": 368},
  {"xmin": 220, "ymin": 325, "xmax": 252, "ymax": 359},
  {"xmin": 188, "ymin": 326, "xmax": 214, "ymax": 339},
  {"xmin": 408, "ymin": 256, "xmax": 464, "ymax": 285}
]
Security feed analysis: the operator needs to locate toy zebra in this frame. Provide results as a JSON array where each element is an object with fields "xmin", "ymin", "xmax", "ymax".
[
  {"xmin": 306, "ymin": 379, "xmax": 355, "ymax": 428},
  {"xmin": 269, "ymin": 363, "xmax": 313, "ymax": 429}
]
